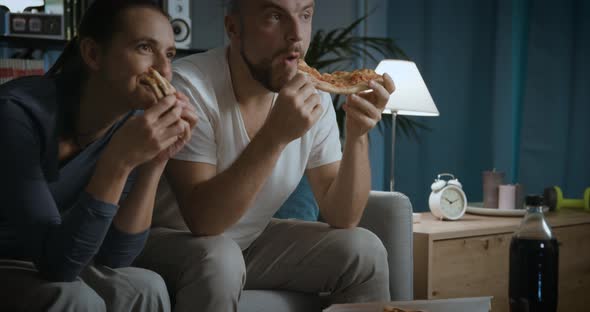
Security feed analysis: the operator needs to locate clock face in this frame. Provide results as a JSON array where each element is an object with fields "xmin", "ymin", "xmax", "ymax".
[{"xmin": 440, "ymin": 187, "xmax": 465, "ymax": 218}]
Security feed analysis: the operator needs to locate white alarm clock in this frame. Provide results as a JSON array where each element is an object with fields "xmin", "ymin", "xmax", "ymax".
[{"xmin": 428, "ymin": 173, "xmax": 468, "ymax": 220}]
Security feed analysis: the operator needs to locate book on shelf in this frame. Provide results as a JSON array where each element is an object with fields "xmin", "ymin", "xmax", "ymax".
[{"xmin": 0, "ymin": 58, "xmax": 45, "ymax": 85}]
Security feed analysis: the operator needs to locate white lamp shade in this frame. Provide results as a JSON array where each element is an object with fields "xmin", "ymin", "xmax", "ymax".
[
  {"xmin": 375, "ymin": 60, "xmax": 439, "ymax": 116},
  {"xmin": 0, "ymin": 0, "xmax": 44, "ymax": 12}
]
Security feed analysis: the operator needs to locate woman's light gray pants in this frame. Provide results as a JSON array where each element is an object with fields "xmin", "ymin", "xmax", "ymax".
[{"xmin": 0, "ymin": 260, "xmax": 171, "ymax": 312}]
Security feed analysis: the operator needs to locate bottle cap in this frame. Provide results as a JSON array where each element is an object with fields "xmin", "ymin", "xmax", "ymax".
[{"xmin": 525, "ymin": 194, "xmax": 544, "ymax": 206}]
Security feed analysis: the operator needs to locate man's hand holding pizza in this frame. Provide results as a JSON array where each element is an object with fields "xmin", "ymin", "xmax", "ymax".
[
  {"xmin": 296, "ymin": 59, "xmax": 396, "ymax": 138},
  {"xmin": 343, "ymin": 73, "xmax": 395, "ymax": 138},
  {"xmin": 264, "ymin": 73, "xmax": 323, "ymax": 146}
]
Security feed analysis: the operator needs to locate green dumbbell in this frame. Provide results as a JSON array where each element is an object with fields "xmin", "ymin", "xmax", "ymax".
[{"xmin": 543, "ymin": 186, "xmax": 590, "ymax": 211}]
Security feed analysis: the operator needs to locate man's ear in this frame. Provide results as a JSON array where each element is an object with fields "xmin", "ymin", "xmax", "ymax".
[
  {"xmin": 79, "ymin": 38, "xmax": 102, "ymax": 71},
  {"xmin": 224, "ymin": 15, "xmax": 241, "ymax": 41}
]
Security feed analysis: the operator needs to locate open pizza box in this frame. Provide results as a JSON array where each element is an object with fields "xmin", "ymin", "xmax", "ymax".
[{"xmin": 323, "ymin": 296, "xmax": 492, "ymax": 312}]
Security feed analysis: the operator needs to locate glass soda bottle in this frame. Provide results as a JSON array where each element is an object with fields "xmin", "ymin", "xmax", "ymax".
[{"xmin": 509, "ymin": 195, "xmax": 559, "ymax": 312}]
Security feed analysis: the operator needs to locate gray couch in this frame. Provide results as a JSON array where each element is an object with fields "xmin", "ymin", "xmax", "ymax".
[{"xmin": 238, "ymin": 191, "xmax": 414, "ymax": 312}]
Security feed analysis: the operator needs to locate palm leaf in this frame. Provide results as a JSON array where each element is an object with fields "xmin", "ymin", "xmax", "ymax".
[{"xmin": 332, "ymin": 14, "xmax": 367, "ymax": 44}]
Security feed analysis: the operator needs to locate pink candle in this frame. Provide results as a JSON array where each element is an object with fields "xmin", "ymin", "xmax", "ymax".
[{"xmin": 482, "ymin": 170, "xmax": 504, "ymax": 208}]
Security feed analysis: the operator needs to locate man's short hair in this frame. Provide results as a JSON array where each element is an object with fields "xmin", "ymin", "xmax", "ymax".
[{"xmin": 226, "ymin": 0, "xmax": 241, "ymax": 14}]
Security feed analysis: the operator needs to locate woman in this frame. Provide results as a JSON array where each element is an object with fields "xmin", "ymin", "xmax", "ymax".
[{"xmin": 0, "ymin": 0, "xmax": 197, "ymax": 311}]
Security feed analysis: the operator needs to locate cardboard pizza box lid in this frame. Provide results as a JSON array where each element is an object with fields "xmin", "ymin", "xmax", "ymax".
[{"xmin": 324, "ymin": 296, "xmax": 492, "ymax": 312}]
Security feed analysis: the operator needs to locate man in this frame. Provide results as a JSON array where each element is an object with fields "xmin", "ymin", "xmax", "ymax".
[{"xmin": 135, "ymin": 0, "xmax": 396, "ymax": 311}]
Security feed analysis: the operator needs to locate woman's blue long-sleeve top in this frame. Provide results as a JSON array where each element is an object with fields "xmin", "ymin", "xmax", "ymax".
[{"xmin": 0, "ymin": 75, "xmax": 147, "ymax": 282}]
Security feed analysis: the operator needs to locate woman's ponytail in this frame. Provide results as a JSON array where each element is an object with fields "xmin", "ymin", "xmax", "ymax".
[{"xmin": 45, "ymin": 37, "xmax": 82, "ymax": 77}]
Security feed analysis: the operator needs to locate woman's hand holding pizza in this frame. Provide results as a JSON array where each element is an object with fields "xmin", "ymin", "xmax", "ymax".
[
  {"xmin": 343, "ymin": 73, "xmax": 395, "ymax": 138},
  {"xmin": 105, "ymin": 68, "xmax": 198, "ymax": 170},
  {"xmin": 104, "ymin": 95, "xmax": 188, "ymax": 170},
  {"xmin": 155, "ymin": 91, "xmax": 197, "ymax": 162},
  {"xmin": 138, "ymin": 68, "xmax": 198, "ymax": 163}
]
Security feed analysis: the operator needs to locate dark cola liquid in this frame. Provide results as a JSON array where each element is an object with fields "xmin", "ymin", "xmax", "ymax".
[{"xmin": 509, "ymin": 238, "xmax": 559, "ymax": 312}]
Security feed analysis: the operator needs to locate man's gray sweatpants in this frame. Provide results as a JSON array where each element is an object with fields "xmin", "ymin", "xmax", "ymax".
[{"xmin": 134, "ymin": 218, "xmax": 390, "ymax": 312}]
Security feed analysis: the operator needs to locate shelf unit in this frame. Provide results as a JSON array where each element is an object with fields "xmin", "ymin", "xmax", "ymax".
[{"xmin": 0, "ymin": 35, "xmax": 204, "ymax": 57}]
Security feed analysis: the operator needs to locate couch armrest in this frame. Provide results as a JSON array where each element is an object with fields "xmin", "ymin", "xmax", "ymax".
[{"xmin": 359, "ymin": 190, "xmax": 413, "ymax": 301}]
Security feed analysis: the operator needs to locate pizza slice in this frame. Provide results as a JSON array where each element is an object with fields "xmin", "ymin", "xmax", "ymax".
[
  {"xmin": 298, "ymin": 59, "xmax": 385, "ymax": 95},
  {"xmin": 139, "ymin": 68, "xmax": 176, "ymax": 99},
  {"xmin": 383, "ymin": 305, "xmax": 426, "ymax": 312}
]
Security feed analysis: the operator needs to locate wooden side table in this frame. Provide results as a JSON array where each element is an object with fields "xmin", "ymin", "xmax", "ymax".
[{"xmin": 412, "ymin": 209, "xmax": 590, "ymax": 312}]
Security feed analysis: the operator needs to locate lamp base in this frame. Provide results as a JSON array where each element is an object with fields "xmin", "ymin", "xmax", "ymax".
[{"xmin": 389, "ymin": 112, "xmax": 397, "ymax": 191}]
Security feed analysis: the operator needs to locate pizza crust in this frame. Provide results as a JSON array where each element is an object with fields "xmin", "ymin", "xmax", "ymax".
[
  {"xmin": 148, "ymin": 68, "xmax": 176, "ymax": 96},
  {"xmin": 313, "ymin": 79, "xmax": 375, "ymax": 95},
  {"xmin": 139, "ymin": 68, "xmax": 175, "ymax": 99},
  {"xmin": 140, "ymin": 75, "xmax": 164, "ymax": 99}
]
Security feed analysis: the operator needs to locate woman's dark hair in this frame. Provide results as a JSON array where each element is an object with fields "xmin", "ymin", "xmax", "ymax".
[{"xmin": 46, "ymin": 0, "xmax": 166, "ymax": 77}]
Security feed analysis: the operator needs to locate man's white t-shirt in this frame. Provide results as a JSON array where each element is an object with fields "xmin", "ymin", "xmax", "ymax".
[{"xmin": 154, "ymin": 47, "xmax": 342, "ymax": 250}]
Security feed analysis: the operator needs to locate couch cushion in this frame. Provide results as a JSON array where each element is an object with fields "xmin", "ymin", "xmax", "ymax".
[
  {"xmin": 238, "ymin": 290, "xmax": 322, "ymax": 312},
  {"xmin": 273, "ymin": 176, "xmax": 319, "ymax": 221}
]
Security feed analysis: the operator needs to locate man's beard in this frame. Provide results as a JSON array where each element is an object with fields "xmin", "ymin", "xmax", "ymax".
[
  {"xmin": 240, "ymin": 42, "xmax": 285, "ymax": 92},
  {"xmin": 240, "ymin": 46, "xmax": 278, "ymax": 92},
  {"xmin": 240, "ymin": 39, "xmax": 300, "ymax": 92}
]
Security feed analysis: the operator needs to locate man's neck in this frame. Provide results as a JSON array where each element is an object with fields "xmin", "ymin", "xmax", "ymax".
[
  {"xmin": 227, "ymin": 46, "xmax": 275, "ymax": 107},
  {"xmin": 77, "ymin": 78, "xmax": 126, "ymax": 145}
]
